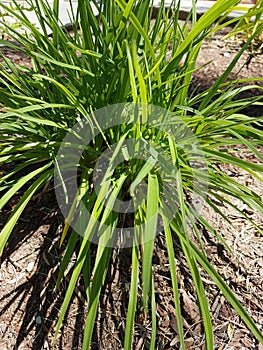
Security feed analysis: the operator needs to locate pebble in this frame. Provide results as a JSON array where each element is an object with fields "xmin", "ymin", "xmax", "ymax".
[
  {"xmin": 35, "ymin": 316, "xmax": 42, "ymax": 325},
  {"xmin": 26, "ymin": 262, "xmax": 34, "ymax": 272}
]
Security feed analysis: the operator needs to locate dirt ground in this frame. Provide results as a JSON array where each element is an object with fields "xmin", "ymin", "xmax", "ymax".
[{"xmin": 0, "ymin": 19, "xmax": 263, "ymax": 350}]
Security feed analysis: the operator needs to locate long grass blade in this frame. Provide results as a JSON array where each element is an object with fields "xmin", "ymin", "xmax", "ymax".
[
  {"xmin": 124, "ymin": 231, "xmax": 139, "ymax": 350},
  {"xmin": 142, "ymin": 173, "xmax": 159, "ymax": 312},
  {"xmin": 172, "ymin": 220, "xmax": 263, "ymax": 344},
  {"xmin": 162, "ymin": 216, "xmax": 186, "ymax": 350},
  {"xmin": 0, "ymin": 168, "xmax": 53, "ymax": 255}
]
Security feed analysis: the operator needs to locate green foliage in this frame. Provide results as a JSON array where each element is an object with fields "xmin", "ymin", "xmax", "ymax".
[
  {"xmin": 227, "ymin": 0, "xmax": 263, "ymax": 43},
  {"xmin": 0, "ymin": 0, "xmax": 263, "ymax": 349}
]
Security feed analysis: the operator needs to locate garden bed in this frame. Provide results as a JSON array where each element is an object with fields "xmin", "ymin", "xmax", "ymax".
[{"xmin": 0, "ymin": 21, "xmax": 263, "ymax": 350}]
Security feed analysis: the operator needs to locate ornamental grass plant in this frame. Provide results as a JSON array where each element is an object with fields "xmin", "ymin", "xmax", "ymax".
[{"xmin": 0, "ymin": 0, "xmax": 263, "ymax": 349}]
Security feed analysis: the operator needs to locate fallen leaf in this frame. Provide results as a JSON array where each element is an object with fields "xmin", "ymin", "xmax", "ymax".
[
  {"xmin": 227, "ymin": 323, "xmax": 234, "ymax": 340},
  {"xmin": 170, "ymin": 314, "xmax": 178, "ymax": 333},
  {"xmin": 181, "ymin": 290, "xmax": 200, "ymax": 321},
  {"xmin": 170, "ymin": 336, "xmax": 179, "ymax": 347}
]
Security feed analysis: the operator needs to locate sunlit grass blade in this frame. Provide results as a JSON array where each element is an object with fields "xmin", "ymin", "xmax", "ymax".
[
  {"xmin": 0, "ymin": 158, "xmax": 38, "ymax": 186},
  {"xmin": 82, "ymin": 172, "xmax": 128, "ymax": 347},
  {"xmin": 163, "ymin": 0, "xmax": 240, "ymax": 78},
  {"xmin": 172, "ymin": 220, "xmax": 263, "ymax": 344},
  {"xmin": 229, "ymin": 129, "xmax": 263, "ymax": 164},
  {"xmin": 124, "ymin": 230, "xmax": 139, "ymax": 350},
  {"xmin": 203, "ymin": 148, "xmax": 263, "ymax": 173},
  {"xmin": 82, "ymin": 228, "xmax": 114, "ymax": 349},
  {"xmin": 126, "ymin": 41, "xmax": 138, "ymax": 102},
  {"xmin": 59, "ymin": 170, "xmax": 90, "ymax": 247},
  {"xmin": 53, "ymin": 234, "xmax": 93, "ymax": 343},
  {"xmin": 162, "ymin": 216, "xmax": 186, "ymax": 350},
  {"xmin": 171, "ymin": 42, "xmax": 202, "ymax": 109},
  {"xmin": 149, "ymin": 275, "xmax": 157, "ymax": 350},
  {"xmin": 142, "ymin": 173, "xmax": 159, "ymax": 312},
  {"xmin": 131, "ymin": 41, "xmax": 148, "ymax": 106},
  {"xmin": 178, "ymin": 228, "xmax": 214, "ymax": 349},
  {"xmin": 0, "ymin": 168, "xmax": 53, "ymax": 255},
  {"xmin": 53, "ymin": 189, "xmax": 110, "ymax": 342},
  {"xmin": 0, "ymin": 163, "xmax": 52, "ymax": 211},
  {"xmin": 170, "ymin": 135, "xmax": 214, "ymax": 349}
]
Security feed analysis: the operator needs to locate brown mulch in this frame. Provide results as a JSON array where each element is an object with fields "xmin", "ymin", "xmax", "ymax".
[{"xmin": 1, "ymin": 21, "xmax": 263, "ymax": 350}]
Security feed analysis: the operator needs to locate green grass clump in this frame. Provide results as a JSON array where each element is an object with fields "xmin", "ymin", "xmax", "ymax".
[{"xmin": 0, "ymin": 0, "xmax": 263, "ymax": 349}]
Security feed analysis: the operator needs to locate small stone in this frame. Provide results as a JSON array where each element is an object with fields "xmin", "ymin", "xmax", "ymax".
[
  {"xmin": 26, "ymin": 261, "xmax": 34, "ymax": 272},
  {"xmin": 35, "ymin": 316, "xmax": 42, "ymax": 324}
]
